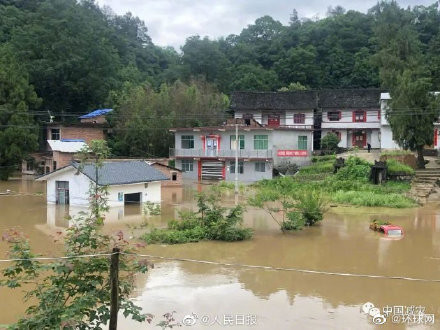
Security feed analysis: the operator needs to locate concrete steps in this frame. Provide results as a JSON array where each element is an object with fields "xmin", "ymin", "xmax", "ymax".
[{"xmin": 411, "ymin": 166, "xmax": 440, "ymax": 203}]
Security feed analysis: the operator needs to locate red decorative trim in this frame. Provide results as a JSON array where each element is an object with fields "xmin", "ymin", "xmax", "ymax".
[
  {"xmin": 435, "ymin": 129, "xmax": 438, "ymax": 147},
  {"xmin": 222, "ymin": 163, "xmax": 226, "ymax": 179},
  {"xmin": 378, "ymin": 110, "xmax": 381, "ymax": 120},
  {"xmin": 352, "ymin": 111, "xmax": 355, "ymax": 122},
  {"xmin": 364, "ymin": 110, "xmax": 367, "ymax": 122},
  {"xmin": 201, "ymin": 136, "xmax": 206, "ymax": 151},
  {"xmin": 338, "ymin": 111, "xmax": 342, "ymax": 120},
  {"xmin": 217, "ymin": 136, "xmax": 221, "ymax": 151}
]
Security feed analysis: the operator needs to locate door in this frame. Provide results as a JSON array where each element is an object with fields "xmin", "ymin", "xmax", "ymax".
[
  {"xmin": 267, "ymin": 115, "xmax": 280, "ymax": 127},
  {"xmin": 352, "ymin": 131, "xmax": 366, "ymax": 148},
  {"xmin": 206, "ymin": 137, "xmax": 218, "ymax": 157},
  {"xmin": 56, "ymin": 181, "xmax": 69, "ymax": 205}
]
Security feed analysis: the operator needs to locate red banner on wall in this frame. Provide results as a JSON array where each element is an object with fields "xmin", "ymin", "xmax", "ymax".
[{"xmin": 277, "ymin": 150, "xmax": 308, "ymax": 157}]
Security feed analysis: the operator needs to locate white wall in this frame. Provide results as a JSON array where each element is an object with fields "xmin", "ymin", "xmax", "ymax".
[
  {"xmin": 46, "ymin": 168, "xmax": 90, "ymax": 205},
  {"xmin": 107, "ymin": 181, "xmax": 162, "ymax": 207},
  {"xmin": 380, "ymin": 126, "xmax": 400, "ymax": 149},
  {"xmin": 44, "ymin": 168, "xmax": 162, "ymax": 207},
  {"xmin": 321, "ymin": 109, "xmax": 381, "ymax": 129}
]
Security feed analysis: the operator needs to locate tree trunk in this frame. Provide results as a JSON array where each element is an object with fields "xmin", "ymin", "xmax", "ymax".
[{"xmin": 416, "ymin": 146, "xmax": 425, "ymax": 169}]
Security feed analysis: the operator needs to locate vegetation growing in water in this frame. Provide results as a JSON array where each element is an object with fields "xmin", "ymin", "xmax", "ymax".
[
  {"xmin": 0, "ymin": 141, "xmax": 153, "ymax": 328},
  {"xmin": 142, "ymin": 192, "xmax": 253, "ymax": 244},
  {"xmin": 249, "ymin": 179, "xmax": 328, "ymax": 232}
]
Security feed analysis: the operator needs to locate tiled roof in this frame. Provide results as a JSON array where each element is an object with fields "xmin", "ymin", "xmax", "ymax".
[
  {"xmin": 230, "ymin": 89, "xmax": 383, "ymax": 111},
  {"xmin": 230, "ymin": 91, "xmax": 317, "ymax": 110},
  {"xmin": 71, "ymin": 161, "xmax": 169, "ymax": 185}
]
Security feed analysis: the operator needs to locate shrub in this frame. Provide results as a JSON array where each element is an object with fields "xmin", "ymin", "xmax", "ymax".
[
  {"xmin": 386, "ymin": 159, "xmax": 415, "ymax": 175},
  {"xmin": 335, "ymin": 156, "xmax": 371, "ymax": 182},
  {"xmin": 142, "ymin": 193, "xmax": 253, "ymax": 244},
  {"xmin": 295, "ymin": 190, "xmax": 327, "ymax": 225},
  {"xmin": 321, "ymin": 133, "xmax": 340, "ymax": 151},
  {"xmin": 281, "ymin": 212, "xmax": 305, "ymax": 231}
]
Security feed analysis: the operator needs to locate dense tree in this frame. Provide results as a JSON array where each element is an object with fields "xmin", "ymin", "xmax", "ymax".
[
  {"xmin": 0, "ymin": 45, "xmax": 41, "ymax": 179},
  {"xmin": 374, "ymin": 1, "xmax": 440, "ymax": 168},
  {"xmin": 109, "ymin": 79, "xmax": 229, "ymax": 157}
]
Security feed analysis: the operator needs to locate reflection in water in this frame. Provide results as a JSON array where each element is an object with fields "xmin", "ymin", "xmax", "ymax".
[{"xmin": 1, "ymin": 180, "xmax": 440, "ymax": 328}]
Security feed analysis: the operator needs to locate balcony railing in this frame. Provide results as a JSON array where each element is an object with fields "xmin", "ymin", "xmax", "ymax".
[{"xmin": 170, "ymin": 148, "xmax": 272, "ymax": 159}]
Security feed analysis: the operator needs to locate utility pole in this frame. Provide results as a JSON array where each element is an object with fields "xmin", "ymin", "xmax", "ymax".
[
  {"xmin": 109, "ymin": 247, "xmax": 120, "ymax": 330},
  {"xmin": 235, "ymin": 123, "xmax": 239, "ymax": 195}
]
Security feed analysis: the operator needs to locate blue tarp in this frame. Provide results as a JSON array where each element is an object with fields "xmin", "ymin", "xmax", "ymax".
[
  {"xmin": 79, "ymin": 108, "xmax": 113, "ymax": 119},
  {"xmin": 61, "ymin": 139, "xmax": 85, "ymax": 142}
]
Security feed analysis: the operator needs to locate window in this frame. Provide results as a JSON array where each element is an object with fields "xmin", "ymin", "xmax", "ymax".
[
  {"xmin": 353, "ymin": 110, "xmax": 366, "ymax": 122},
  {"xmin": 255, "ymin": 162, "xmax": 266, "ymax": 172},
  {"xmin": 26, "ymin": 161, "xmax": 33, "ymax": 171},
  {"xmin": 230, "ymin": 161, "xmax": 244, "ymax": 174},
  {"xmin": 328, "ymin": 111, "xmax": 341, "ymax": 121},
  {"xmin": 298, "ymin": 136, "xmax": 308, "ymax": 150},
  {"xmin": 118, "ymin": 192, "xmax": 123, "ymax": 202},
  {"xmin": 267, "ymin": 115, "xmax": 280, "ymax": 127},
  {"xmin": 51, "ymin": 128, "xmax": 60, "ymax": 140},
  {"xmin": 181, "ymin": 159, "xmax": 193, "ymax": 172},
  {"xmin": 171, "ymin": 172, "xmax": 177, "ymax": 181},
  {"xmin": 243, "ymin": 113, "xmax": 253, "ymax": 126},
  {"xmin": 53, "ymin": 161, "xmax": 57, "ymax": 171},
  {"xmin": 254, "ymin": 135, "xmax": 268, "ymax": 150},
  {"xmin": 230, "ymin": 135, "xmax": 245, "ymax": 150},
  {"xmin": 181, "ymin": 135, "xmax": 194, "ymax": 149},
  {"xmin": 294, "ymin": 113, "xmax": 305, "ymax": 124}
]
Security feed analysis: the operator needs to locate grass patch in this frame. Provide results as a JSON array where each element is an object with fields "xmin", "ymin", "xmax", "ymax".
[
  {"xmin": 386, "ymin": 159, "xmax": 415, "ymax": 175},
  {"xmin": 331, "ymin": 190, "xmax": 416, "ymax": 208},
  {"xmin": 381, "ymin": 150, "xmax": 413, "ymax": 157},
  {"xmin": 257, "ymin": 156, "xmax": 416, "ymax": 209},
  {"xmin": 311, "ymin": 154, "xmax": 336, "ymax": 163}
]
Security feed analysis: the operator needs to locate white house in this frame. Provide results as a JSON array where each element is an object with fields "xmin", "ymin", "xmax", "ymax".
[
  {"xmin": 380, "ymin": 92, "xmax": 440, "ymax": 150},
  {"xmin": 320, "ymin": 89, "xmax": 382, "ymax": 149},
  {"xmin": 36, "ymin": 160, "xmax": 169, "ymax": 207}
]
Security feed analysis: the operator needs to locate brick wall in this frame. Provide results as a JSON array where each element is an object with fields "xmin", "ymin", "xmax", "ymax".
[
  {"xmin": 152, "ymin": 163, "xmax": 182, "ymax": 186},
  {"xmin": 47, "ymin": 126, "xmax": 105, "ymax": 144},
  {"xmin": 52, "ymin": 151, "xmax": 76, "ymax": 170},
  {"xmin": 80, "ymin": 115, "xmax": 107, "ymax": 124}
]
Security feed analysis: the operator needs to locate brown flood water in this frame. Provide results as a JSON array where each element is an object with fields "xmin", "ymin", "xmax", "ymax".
[{"xmin": 1, "ymin": 179, "xmax": 440, "ymax": 329}]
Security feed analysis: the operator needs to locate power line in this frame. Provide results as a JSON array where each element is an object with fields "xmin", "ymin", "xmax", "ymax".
[{"xmin": 0, "ymin": 250, "xmax": 439, "ymax": 283}]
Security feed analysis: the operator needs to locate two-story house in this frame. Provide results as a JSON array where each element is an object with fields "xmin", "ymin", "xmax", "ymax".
[
  {"xmin": 320, "ymin": 89, "xmax": 383, "ymax": 149},
  {"xmin": 22, "ymin": 109, "xmax": 111, "ymax": 175},
  {"xmin": 380, "ymin": 92, "xmax": 440, "ymax": 150},
  {"xmin": 170, "ymin": 118, "xmax": 313, "ymax": 181}
]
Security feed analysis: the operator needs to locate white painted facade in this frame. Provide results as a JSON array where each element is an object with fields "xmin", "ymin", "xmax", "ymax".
[
  {"xmin": 234, "ymin": 109, "xmax": 314, "ymax": 128},
  {"xmin": 40, "ymin": 167, "xmax": 162, "ymax": 207},
  {"xmin": 321, "ymin": 108, "xmax": 381, "ymax": 149}
]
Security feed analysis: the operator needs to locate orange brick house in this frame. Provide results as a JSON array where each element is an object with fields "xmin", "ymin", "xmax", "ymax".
[{"xmin": 22, "ymin": 109, "xmax": 112, "ymax": 175}]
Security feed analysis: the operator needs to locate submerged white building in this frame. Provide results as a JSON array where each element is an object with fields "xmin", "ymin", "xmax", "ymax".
[{"xmin": 36, "ymin": 160, "xmax": 169, "ymax": 207}]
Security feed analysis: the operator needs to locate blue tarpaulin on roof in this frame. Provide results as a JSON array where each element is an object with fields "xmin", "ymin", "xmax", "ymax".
[
  {"xmin": 61, "ymin": 139, "xmax": 85, "ymax": 142},
  {"xmin": 79, "ymin": 108, "xmax": 113, "ymax": 119}
]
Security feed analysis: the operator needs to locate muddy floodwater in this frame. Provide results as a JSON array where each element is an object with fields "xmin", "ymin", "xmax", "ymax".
[{"xmin": 1, "ymin": 179, "xmax": 440, "ymax": 329}]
